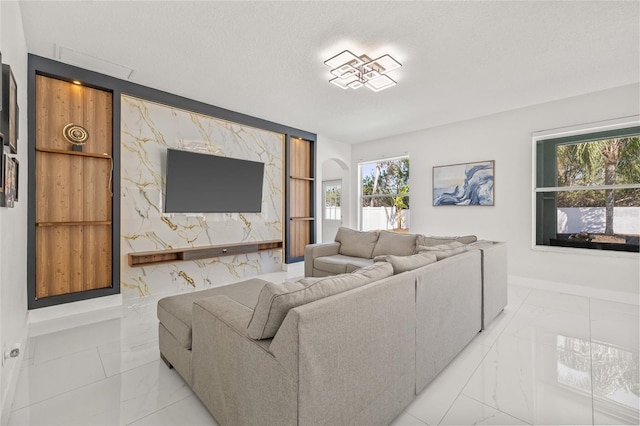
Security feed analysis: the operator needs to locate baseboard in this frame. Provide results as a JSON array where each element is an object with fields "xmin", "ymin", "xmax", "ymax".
[
  {"xmin": 28, "ymin": 294, "xmax": 123, "ymax": 325},
  {"xmin": 509, "ymin": 275, "xmax": 640, "ymax": 306}
]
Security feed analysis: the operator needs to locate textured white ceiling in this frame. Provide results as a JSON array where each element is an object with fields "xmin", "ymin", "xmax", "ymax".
[{"xmin": 18, "ymin": 1, "xmax": 640, "ymax": 144}]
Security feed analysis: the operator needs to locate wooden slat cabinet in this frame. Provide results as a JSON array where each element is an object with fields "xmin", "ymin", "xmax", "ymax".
[
  {"xmin": 34, "ymin": 75, "xmax": 113, "ymax": 299},
  {"xmin": 286, "ymin": 136, "xmax": 315, "ymax": 262}
]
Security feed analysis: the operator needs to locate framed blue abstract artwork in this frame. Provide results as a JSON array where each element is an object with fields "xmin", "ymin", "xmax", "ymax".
[{"xmin": 433, "ymin": 160, "xmax": 494, "ymax": 206}]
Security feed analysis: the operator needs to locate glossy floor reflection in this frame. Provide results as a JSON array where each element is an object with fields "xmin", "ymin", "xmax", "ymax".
[{"xmin": 9, "ymin": 271, "xmax": 639, "ymax": 425}]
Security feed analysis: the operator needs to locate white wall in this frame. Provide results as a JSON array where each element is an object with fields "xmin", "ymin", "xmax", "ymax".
[
  {"xmin": 0, "ymin": 2, "xmax": 29, "ymax": 422},
  {"xmin": 316, "ymin": 135, "xmax": 351, "ymax": 242},
  {"xmin": 352, "ymin": 84, "xmax": 640, "ymax": 296}
]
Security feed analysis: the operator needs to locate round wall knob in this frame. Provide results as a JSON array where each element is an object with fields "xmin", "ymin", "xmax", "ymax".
[{"xmin": 62, "ymin": 123, "xmax": 89, "ymax": 145}]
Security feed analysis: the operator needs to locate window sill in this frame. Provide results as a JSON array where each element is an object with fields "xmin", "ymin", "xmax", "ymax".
[{"xmin": 531, "ymin": 244, "xmax": 640, "ymax": 259}]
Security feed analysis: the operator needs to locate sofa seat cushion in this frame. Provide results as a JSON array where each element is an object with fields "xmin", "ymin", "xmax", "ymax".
[
  {"xmin": 335, "ymin": 227, "xmax": 380, "ymax": 258},
  {"xmin": 416, "ymin": 235, "xmax": 477, "ymax": 247},
  {"xmin": 158, "ymin": 278, "xmax": 268, "ymax": 350},
  {"xmin": 247, "ymin": 262, "xmax": 393, "ymax": 340},
  {"xmin": 374, "ymin": 252, "xmax": 438, "ymax": 274},
  {"xmin": 371, "ymin": 231, "xmax": 418, "ymax": 257},
  {"xmin": 416, "ymin": 241, "xmax": 469, "ymax": 260},
  {"xmin": 314, "ymin": 254, "xmax": 374, "ymax": 275}
]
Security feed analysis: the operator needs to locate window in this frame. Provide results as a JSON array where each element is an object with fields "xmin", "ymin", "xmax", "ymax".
[
  {"xmin": 535, "ymin": 125, "xmax": 640, "ymax": 253},
  {"xmin": 323, "ymin": 180, "xmax": 342, "ymax": 221},
  {"xmin": 360, "ymin": 157, "xmax": 409, "ymax": 232}
]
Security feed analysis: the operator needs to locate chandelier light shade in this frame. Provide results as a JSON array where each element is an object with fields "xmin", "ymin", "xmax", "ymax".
[{"xmin": 324, "ymin": 50, "xmax": 402, "ymax": 92}]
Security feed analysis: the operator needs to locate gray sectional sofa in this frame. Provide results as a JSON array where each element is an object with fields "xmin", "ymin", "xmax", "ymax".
[
  {"xmin": 306, "ymin": 227, "xmax": 508, "ymax": 329},
  {"xmin": 157, "ymin": 227, "xmax": 508, "ymax": 425}
]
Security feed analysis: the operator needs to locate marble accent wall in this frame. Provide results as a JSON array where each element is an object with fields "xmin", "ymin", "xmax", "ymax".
[{"xmin": 121, "ymin": 96, "xmax": 284, "ymax": 299}]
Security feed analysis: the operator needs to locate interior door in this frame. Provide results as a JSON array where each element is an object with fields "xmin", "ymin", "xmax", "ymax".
[{"xmin": 322, "ymin": 179, "xmax": 342, "ymax": 242}]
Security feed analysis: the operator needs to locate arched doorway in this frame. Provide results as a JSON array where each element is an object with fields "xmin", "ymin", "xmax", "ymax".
[{"xmin": 321, "ymin": 158, "xmax": 349, "ymax": 242}]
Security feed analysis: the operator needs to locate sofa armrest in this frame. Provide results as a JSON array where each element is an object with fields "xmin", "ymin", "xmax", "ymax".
[
  {"xmin": 191, "ymin": 296, "xmax": 297, "ymax": 426},
  {"xmin": 479, "ymin": 242, "xmax": 508, "ymax": 329},
  {"xmin": 304, "ymin": 242, "xmax": 340, "ymax": 277}
]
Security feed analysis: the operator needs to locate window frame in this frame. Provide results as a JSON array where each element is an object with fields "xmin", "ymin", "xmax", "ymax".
[
  {"xmin": 322, "ymin": 179, "xmax": 342, "ymax": 222},
  {"xmin": 531, "ymin": 116, "xmax": 640, "ymax": 255}
]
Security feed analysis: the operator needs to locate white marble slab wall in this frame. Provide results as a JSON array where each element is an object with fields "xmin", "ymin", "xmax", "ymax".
[{"xmin": 120, "ymin": 95, "xmax": 284, "ymax": 299}]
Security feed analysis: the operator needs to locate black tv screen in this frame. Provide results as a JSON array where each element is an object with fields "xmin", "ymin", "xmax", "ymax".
[{"xmin": 164, "ymin": 149, "xmax": 265, "ymax": 213}]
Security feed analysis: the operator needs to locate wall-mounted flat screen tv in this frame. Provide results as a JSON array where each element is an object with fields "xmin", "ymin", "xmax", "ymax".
[{"xmin": 164, "ymin": 148, "xmax": 265, "ymax": 213}]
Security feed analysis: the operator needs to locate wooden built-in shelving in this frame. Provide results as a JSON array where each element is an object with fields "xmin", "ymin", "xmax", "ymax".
[
  {"xmin": 128, "ymin": 240, "xmax": 284, "ymax": 267},
  {"xmin": 36, "ymin": 147, "xmax": 112, "ymax": 159},
  {"xmin": 33, "ymin": 74, "xmax": 114, "ymax": 302},
  {"xmin": 285, "ymin": 136, "xmax": 316, "ymax": 262},
  {"xmin": 37, "ymin": 221, "xmax": 112, "ymax": 227}
]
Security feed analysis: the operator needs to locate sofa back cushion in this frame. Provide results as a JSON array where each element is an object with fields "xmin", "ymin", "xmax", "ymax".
[
  {"xmin": 416, "ymin": 235, "xmax": 477, "ymax": 247},
  {"xmin": 374, "ymin": 252, "xmax": 438, "ymax": 274},
  {"xmin": 246, "ymin": 262, "xmax": 393, "ymax": 339},
  {"xmin": 371, "ymin": 231, "xmax": 417, "ymax": 257},
  {"xmin": 416, "ymin": 241, "xmax": 469, "ymax": 260},
  {"xmin": 335, "ymin": 227, "xmax": 380, "ymax": 258}
]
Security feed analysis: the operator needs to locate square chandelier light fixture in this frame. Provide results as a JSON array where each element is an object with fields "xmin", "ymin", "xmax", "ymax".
[{"xmin": 324, "ymin": 49, "xmax": 402, "ymax": 92}]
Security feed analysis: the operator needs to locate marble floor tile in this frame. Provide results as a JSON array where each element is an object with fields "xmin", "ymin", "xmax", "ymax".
[
  {"xmin": 97, "ymin": 338, "xmax": 160, "ymax": 377},
  {"xmin": 405, "ymin": 342, "xmax": 491, "ymax": 426},
  {"xmin": 501, "ymin": 303, "xmax": 591, "ymax": 347},
  {"xmin": 440, "ymin": 394, "xmax": 530, "ymax": 425},
  {"xmin": 11, "ymin": 348, "xmax": 106, "ymax": 411},
  {"xmin": 8, "ymin": 360, "xmax": 193, "ymax": 426},
  {"xmin": 462, "ymin": 334, "xmax": 593, "ymax": 425},
  {"xmin": 389, "ymin": 411, "xmax": 429, "ymax": 426},
  {"xmin": 10, "ymin": 278, "xmax": 640, "ymax": 426},
  {"xmin": 590, "ymin": 298, "xmax": 639, "ymax": 352},
  {"xmin": 591, "ymin": 339, "xmax": 640, "ymax": 425},
  {"xmin": 508, "ymin": 284, "xmax": 533, "ymax": 307},
  {"xmin": 523, "ymin": 288, "xmax": 590, "ymax": 315},
  {"xmin": 30, "ymin": 319, "xmax": 123, "ymax": 364},
  {"xmin": 127, "ymin": 395, "xmax": 217, "ymax": 426},
  {"xmin": 593, "ymin": 398, "xmax": 640, "ymax": 426}
]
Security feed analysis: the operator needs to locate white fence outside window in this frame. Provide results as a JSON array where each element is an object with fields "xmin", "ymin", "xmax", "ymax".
[{"xmin": 557, "ymin": 207, "xmax": 640, "ymax": 234}]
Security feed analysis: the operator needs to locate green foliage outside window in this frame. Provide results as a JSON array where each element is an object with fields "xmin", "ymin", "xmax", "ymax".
[
  {"xmin": 361, "ymin": 158, "xmax": 410, "ymax": 231},
  {"xmin": 556, "ymin": 137, "xmax": 640, "ymax": 235}
]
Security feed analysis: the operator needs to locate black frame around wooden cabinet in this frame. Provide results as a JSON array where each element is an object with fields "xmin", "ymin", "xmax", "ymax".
[{"xmin": 27, "ymin": 54, "xmax": 316, "ymax": 310}]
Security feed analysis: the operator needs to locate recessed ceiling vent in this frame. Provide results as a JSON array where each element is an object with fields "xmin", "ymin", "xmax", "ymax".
[{"xmin": 56, "ymin": 45, "xmax": 136, "ymax": 80}]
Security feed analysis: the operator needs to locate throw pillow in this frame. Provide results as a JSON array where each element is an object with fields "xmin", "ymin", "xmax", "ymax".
[
  {"xmin": 416, "ymin": 241, "xmax": 469, "ymax": 260},
  {"xmin": 374, "ymin": 252, "xmax": 438, "ymax": 274},
  {"xmin": 246, "ymin": 262, "xmax": 393, "ymax": 339},
  {"xmin": 371, "ymin": 231, "xmax": 417, "ymax": 257},
  {"xmin": 335, "ymin": 227, "xmax": 380, "ymax": 258}
]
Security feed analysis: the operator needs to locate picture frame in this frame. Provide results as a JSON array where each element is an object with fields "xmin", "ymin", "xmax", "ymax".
[
  {"xmin": 2, "ymin": 64, "xmax": 17, "ymax": 154},
  {"xmin": 12, "ymin": 157, "xmax": 18, "ymax": 202},
  {"xmin": 1, "ymin": 151, "xmax": 16, "ymax": 207},
  {"xmin": 433, "ymin": 160, "xmax": 495, "ymax": 206},
  {"xmin": 6, "ymin": 155, "xmax": 16, "ymax": 207}
]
